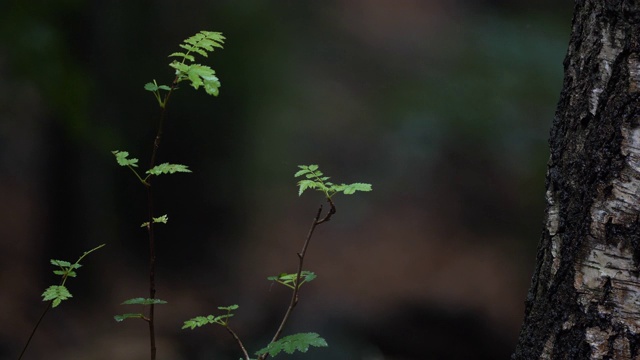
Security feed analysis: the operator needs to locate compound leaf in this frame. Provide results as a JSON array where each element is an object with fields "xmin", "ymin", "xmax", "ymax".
[
  {"xmin": 42, "ymin": 285, "xmax": 72, "ymax": 308},
  {"xmin": 121, "ymin": 298, "xmax": 168, "ymax": 305},
  {"xmin": 146, "ymin": 163, "xmax": 191, "ymax": 176},
  {"xmin": 112, "ymin": 150, "xmax": 139, "ymax": 167},
  {"xmin": 255, "ymin": 333, "xmax": 328, "ymax": 357}
]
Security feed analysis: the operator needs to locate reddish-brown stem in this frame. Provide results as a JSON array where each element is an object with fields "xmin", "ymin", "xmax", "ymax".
[
  {"xmin": 226, "ymin": 326, "xmax": 250, "ymax": 360},
  {"xmin": 258, "ymin": 198, "xmax": 336, "ymax": 360},
  {"xmin": 144, "ymin": 78, "xmax": 178, "ymax": 360}
]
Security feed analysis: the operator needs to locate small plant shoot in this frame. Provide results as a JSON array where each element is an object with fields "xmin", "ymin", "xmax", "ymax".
[
  {"xmin": 145, "ymin": 31, "xmax": 225, "ymax": 107},
  {"xmin": 182, "ymin": 305, "xmax": 239, "ymax": 330},
  {"xmin": 42, "ymin": 244, "xmax": 105, "ymax": 308},
  {"xmin": 19, "ymin": 23, "xmax": 379, "ymax": 360},
  {"xmin": 112, "ymin": 150, "xmax": 191, "ymax": 186},
  {"xmin": 295, "ymin": 164, "xmax": 372, "ymax": 198},
  {"xmin": 112, "ymin": 30, "xmax": 225, "ymax": 360}
]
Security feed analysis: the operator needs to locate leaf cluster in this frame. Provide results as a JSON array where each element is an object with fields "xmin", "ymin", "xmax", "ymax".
[
  {"xmin": 112, "ymin": 150, "xmax": 191, "ymax": 186},
  {"xmin": 255, "ymin": 333, "xmax": 328, "ymax": 357},
  {"xmin": 141, "ymin": 214, "xmax": 168, "ymax": 228},
  {"xmin": 295, "ymin": 164, "xmax": 372, "ymax": 198},
  {"xmin": 41, "ymin": 244, "xmax": 105, "ymax": 308},
  {"xmin": 182, "ymin": 305, "xmax": 239, "ymax": 329},
  {"xmin": 267, "ymin": 271, "xmax": 316, "ymax": 290},
  {"xmin": 41, "ymin": 285, "xmax": 72, "ymax": 308},
  {"xmin": 143, "ymin": 31, "xmax": 224, "ymax": 107},
  {"xmin": 168, "ymin": 31, "xmax": 225, "ymax": 97}
]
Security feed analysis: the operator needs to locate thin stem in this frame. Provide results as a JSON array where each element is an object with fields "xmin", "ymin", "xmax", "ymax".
[
  {"xmin": 144, "ymin": 77, "xmax": 178, "ymax": 360},
  {"xmin": 258, "ymin": 198, "xmax": 336, "ymax": 360},
  {"xmin": 18, "ymin": 301, "xmax": 52, "ymax": 360},
  {"xmin": 19, "ymin": 244, "xmax": 105, "ymax": 360},
  {"xmin": 226, "ymin": 326, "xmax": 250, "ymax": 360},
  {"xmin": 146, "ymin": 185, "xmax": 157, "ymax": 360}
]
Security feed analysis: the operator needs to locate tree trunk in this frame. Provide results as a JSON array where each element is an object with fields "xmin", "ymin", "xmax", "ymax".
[{"xmin": 512, "ymin": 1, "xmax": 640, "ymax": 359}]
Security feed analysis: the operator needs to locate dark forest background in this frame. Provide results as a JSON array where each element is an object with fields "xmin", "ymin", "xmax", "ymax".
[{"xmin": 0, "ymin": 1, "xmax": 572, "ymax": 359}]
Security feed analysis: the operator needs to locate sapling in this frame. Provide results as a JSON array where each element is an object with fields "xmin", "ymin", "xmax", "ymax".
[
  {"xmin": 18, "ymin": 243, "xmax": 105, "ymax": 359},
  {"xmin": 110, "ymin": 30, "xmax": 372, "ymax": 360},
  {"xmin": 182, "ymin": 164, "xmax": 372, "ymax": 360},
  {"xmin": 111, "ymin": 30, "xmax": 224, "ymax": 360}
]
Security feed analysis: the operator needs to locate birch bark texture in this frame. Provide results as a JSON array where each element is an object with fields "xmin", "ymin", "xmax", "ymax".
[{"xmin": 513, "ymin": 2, "xmax": 640, "ymax": 359}]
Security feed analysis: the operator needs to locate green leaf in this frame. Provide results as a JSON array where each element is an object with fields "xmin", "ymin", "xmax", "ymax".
[
  {"xmin": 169, "ymin": 61, "xmax": 190, "ymax": 74},
  {"xmin": 298, "ymin": 179, "xmax": 321, "ymax": 196},
  {"xmin": 114, "ymin": 313, "xmax": 145, "ymax": 322},
  {"xmin": 182, "ymin": 316, "xmax": 215, "ymax": 330},
  {"xmin": 53, "ymin": 269, "xmax": 77, "ymax": 277},
  {"xmin": 158, "ymin": 85, "xmax": 171, "ymax": 91},
  {"xmin": 121, "ymin": 297, "xmax": 168, "ymax": 305},
  {"xmin": 168, "ymin": 52, "xmax": 195, "ymax": 62},
  {"xmin": 144, "ymin": 82, "xmax": 158, "ymax": 91},
  {"xmin": 294, "ymin": 168, "xmax": 311, "ymax": 177},
  {"xmin": 268, "ymin": 271, "xmax": 316, "ymax": 289},
  {"xmin": 255, "ymin": 333, "xmax": 328, "ymax": 357},
  {"xmin": 50, "ymin": 259, "xmax": 73, "ymax": 268},
  {"xmin": 141, "ymin": 214, "xmax": 169, "ymax": 228},
  {"xmin": 112, "ymin": 150, "xmax": 139, "ymax": 167},
  {"xmin": 153, "ymin": 214, "xmax": 168, "ymax": 224},
  {"xmin": 339, "ymin": 182, "xmax": 373, "ymax": 195},
  {"xmin": 169, "ymin": 31, "xmax": 224, "ymax": 96},
  {"xmin": 218, "ymin": 304, "xmax": 239, "ymax": 311},
  {"xmin": 42, "ymin": 285, "xmax": 72, "ymax": 308},
  {"xmin": 146, "ymin": 163, "xmax": 191, "ymax": 175},
  {"xmin": 295, "ymin": 164, "xmax": 372, "ymax": 198}
]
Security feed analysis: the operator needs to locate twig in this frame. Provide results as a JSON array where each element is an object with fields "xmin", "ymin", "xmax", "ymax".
[
  {"xmin": 258, "ymin": 198, "xmax": 336, "ymax": 360},
  {"xmin": 226, "ymin": 326, "xmax": 251, "ymax": 360},
  {"xmin": 144, "ymin": 78, "xmax": 178, "ymax": 360},
  {"xmin": 17, "ymin": 301, "xmax": 52, "ymax": 360}
]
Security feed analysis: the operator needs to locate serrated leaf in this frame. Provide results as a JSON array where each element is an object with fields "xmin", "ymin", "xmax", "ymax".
[
  {"xmin": 42, "ymin": 285, "xmax": 72, "ymax": 307},
  {"xmin": 50, "ymin": 259, "xmax": 72, "ymax": 267},
  {"xmin": 53, "ymin": 270, "xmax": 77, "ymax": 277},
  {"xmin": 146, "ymin": 163, "xmax": 191, "ymax": 176},
  {"xmin": 218, "ymin": 304, "xmax": 239, "ymax": 311},
  {"xmin": 255, "ymin": 333, "xmax": 328, "ymax": 357},
  {"xmin": 182, "ymin": 316, "xmax": 215, "ymax": 329},
  {"xmin": 169, "ymin": 61, "xmax": 190, "ymax": 74},
  {"xmin": 168, "ymin": 52, "xmax": 195, "ymax": 62},
  {"xmin": 121, "ymin": 297, "xmax": 168, "ymax": 305},
  {"xmin": 112, "ymin": 150, "xmax": 139, "ymax": 167},
  {"xmin": 297, "ymin": 179, "xmax": 318, "ymax": 196},
  {"xmin": 294, "ymin": 168, "xmax": 311, "ymax": 177},
  {"xmin": 154, "ymin": 215, "xmax": 168, "ymax": 224},
  {"xmin": 114, "ymin": 313, "xmax": 144, "ymax": 322},
  {"xmin": 342, "ymin": 183, "xmax": 373, "ymax": 195},
  {"xmin": 203, "ymin": 76, "xmax": 221, "ymax": 96}
]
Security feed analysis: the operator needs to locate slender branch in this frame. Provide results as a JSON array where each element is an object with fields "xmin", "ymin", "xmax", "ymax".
[
  {"xmin": 258, "ymin": 198, "xmax": 336, "ymax": 360},
  {"xmin": 144, "ymin": 78, "xmax": 178, "ymax": 360},
  {"xmin": 18, "ymin": 301, "xmax": 53, "ymax": 360},
  {"xmin": 226, "ymin": 326, "xmax": 251, "ymax": 360}
]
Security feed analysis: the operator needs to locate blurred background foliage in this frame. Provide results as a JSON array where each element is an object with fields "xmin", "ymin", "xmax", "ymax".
[{"xmin": 0, "ymin": 1, "xmax": 572, "ymax": 359}]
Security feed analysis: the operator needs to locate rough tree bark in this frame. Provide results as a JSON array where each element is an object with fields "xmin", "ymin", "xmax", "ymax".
[{"xmin": 513, "ymin": 1, "xmax": 640, "ymax": 359}]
